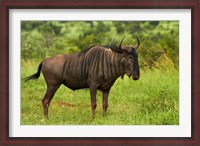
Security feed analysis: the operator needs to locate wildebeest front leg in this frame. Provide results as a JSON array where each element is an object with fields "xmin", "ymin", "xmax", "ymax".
[
  {"xmin": 89, "ymin": 84, "xmax": 97, "ymax": 119},
  {"xmin": 102, "ymin": 90, "xmax": 110, "ymax": 116},
  {"xmin": 42, "ymin": 85, "xmax": 60, "ymax": 118}
]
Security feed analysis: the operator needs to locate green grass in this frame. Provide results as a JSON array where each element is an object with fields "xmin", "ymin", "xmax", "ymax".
[{"xmin": 21, "ymin": 60, "xmax": 179, "ymax": 125}]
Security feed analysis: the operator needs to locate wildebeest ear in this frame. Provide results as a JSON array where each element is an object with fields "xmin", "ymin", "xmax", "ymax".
[
  {"xmin": 109, "ymin": 38, "xmax": 116, "ymax": 49},
  {"xmin": 110, "ymin": 37, "xmax": 125, "ymax": 53},
  {"xmin": 117, "ymin": 36, "xmax": 125, "ymax": 49}
]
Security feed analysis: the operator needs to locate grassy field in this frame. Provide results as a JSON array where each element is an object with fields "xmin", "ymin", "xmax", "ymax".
[{"xmin": 21, "ymin": 60, "xmax": 179, "ymax": 125}]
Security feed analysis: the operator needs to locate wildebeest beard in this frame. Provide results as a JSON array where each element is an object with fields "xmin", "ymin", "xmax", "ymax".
[{"xmin": 24, "ymin": 37, "xmax": 140, "ymax": 119}]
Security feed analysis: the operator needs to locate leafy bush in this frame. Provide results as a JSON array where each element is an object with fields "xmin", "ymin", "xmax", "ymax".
[{"xmin": 21, "ymin": 21, "xmax": 179, "ymax": 70}]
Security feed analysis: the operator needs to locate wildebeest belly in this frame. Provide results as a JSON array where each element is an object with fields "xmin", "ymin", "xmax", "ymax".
[{"xmin": 62, "ymin": 78, "xmax": 89, "ymax": 90}]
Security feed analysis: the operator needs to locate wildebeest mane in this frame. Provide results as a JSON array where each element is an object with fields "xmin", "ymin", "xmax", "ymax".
[
  {"xmin": 79, "ymin": 44, "xmax": 115, "ymax": 55},
  {"xmin": 79, "ymin": 45, "xmax": 96, "ymax": 54}
]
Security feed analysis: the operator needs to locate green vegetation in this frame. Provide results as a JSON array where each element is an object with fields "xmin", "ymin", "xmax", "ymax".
[{"xmin": 21, "ymin": 21, "xmax": 179, "ymax": 125}]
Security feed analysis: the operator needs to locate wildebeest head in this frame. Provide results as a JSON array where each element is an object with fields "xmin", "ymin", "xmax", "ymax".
[{"xmin": 111, "ymin": 36, "xmax": 140, "ymax": 80}]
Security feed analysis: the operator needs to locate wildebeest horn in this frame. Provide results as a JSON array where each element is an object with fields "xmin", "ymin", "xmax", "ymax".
[
  {"xmin": 117, "ymin": 36, "xmax": 125, "ymax": 49},
  {"xmin": 134, "ymin": 36, "xmax": 140, "ymax": 49}
]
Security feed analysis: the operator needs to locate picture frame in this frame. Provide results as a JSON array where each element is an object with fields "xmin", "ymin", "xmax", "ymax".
[{"xmin": 0, "ymin": 0, "xmax": 199, "ymax": 145}]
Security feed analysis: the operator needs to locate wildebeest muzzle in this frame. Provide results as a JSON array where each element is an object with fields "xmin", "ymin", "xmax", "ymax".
[{"xmin": 132, "ymin": 74, "xmax": 140, "ymax": 80}]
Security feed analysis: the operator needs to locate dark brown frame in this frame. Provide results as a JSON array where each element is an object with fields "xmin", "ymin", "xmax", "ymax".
[{"xmin": 0, "ymin": 0, "xmax": 199, "ymax": 145}]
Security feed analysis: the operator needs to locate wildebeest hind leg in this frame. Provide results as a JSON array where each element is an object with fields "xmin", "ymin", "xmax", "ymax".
[{"xmin": 42, "ymin": 85, "xmax": 60, "ymax": 118}]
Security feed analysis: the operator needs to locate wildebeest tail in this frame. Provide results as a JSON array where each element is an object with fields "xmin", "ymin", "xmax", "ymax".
[{"xmin": 23, "ymin": 62, "xmax": 43, "ymax": 82}]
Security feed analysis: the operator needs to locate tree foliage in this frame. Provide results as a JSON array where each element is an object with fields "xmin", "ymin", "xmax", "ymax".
[{"xmin": 21, "ymin": 21, "xmax": 179, "ymax": 70}]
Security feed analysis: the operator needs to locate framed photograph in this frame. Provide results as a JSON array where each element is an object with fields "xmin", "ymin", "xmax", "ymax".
[{"xmin": 1, "ymin": 0, "xmax": 199, "ymax": 145}]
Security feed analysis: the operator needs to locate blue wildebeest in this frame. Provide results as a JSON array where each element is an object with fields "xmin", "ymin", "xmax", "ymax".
[{"xmin": 24, "ymin": 37, "xmax": 140, "ymax": 119}]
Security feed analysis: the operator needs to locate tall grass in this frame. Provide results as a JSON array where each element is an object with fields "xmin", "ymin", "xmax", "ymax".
[{"xmin": 21, "ymin": 60, "xmax": 179, "ymax": 125}]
